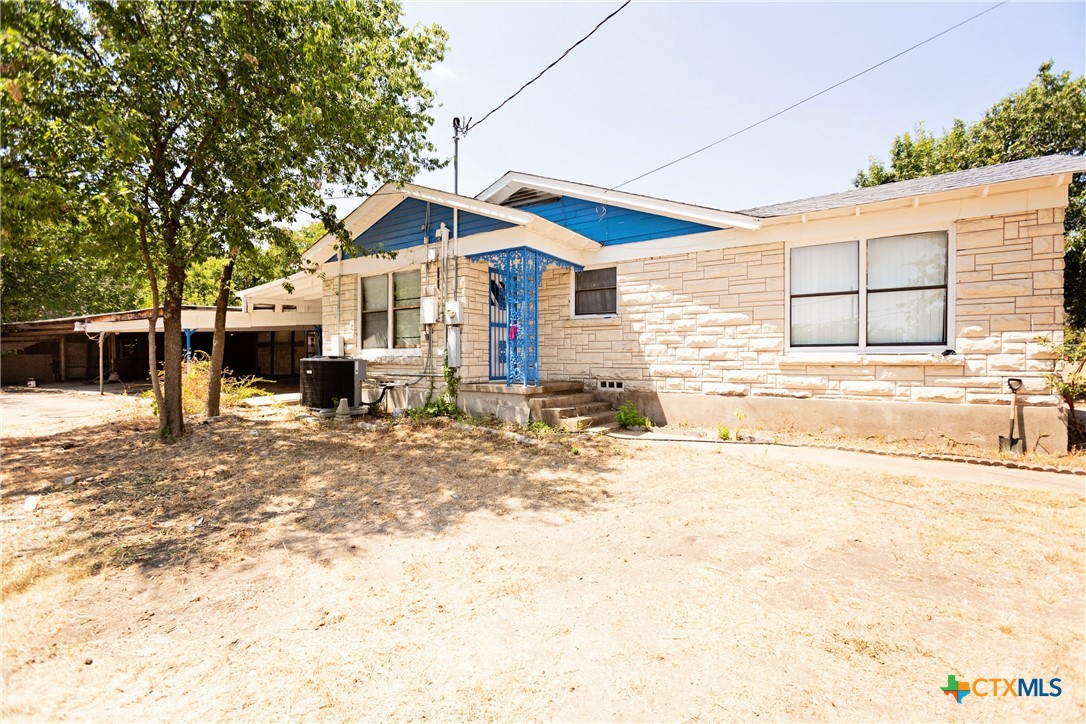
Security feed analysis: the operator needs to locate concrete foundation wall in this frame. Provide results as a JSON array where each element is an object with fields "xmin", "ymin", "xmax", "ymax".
[{"xmin": 602, "ymin": 390, "xmax": 1068, "ymax": 454}]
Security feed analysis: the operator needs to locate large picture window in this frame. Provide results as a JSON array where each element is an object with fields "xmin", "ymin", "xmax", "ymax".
[
  {"xmin": 361, "ymin": 270, "xmax": 421, "ymax": 349},
  {"xmin": 789, "ymin": 231, "xmax": 948, "ymax": 349},
  {"xmin": 574, "ymin": 267, "xmax": 617, "ymax": 316}
]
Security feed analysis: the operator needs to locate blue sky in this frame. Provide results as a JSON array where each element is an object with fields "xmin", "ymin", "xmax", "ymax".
[{"xmin": 328, "ymin": 1, "xmax": 1085, "ymax": 217}]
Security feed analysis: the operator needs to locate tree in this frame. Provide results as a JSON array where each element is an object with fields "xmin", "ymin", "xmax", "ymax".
[
  {"xmin": 200, "ymin": 222, "xmax": 319, "ymax": 417},
  {"xmin": 854, "ymin": 61, "xmax": 1086, "ymax": 326},
  {"xmin": 183, "ymin": 222, "xmax": 321, "ymax": 307},
  {"xmin": 3, "ymin": 1, "xmax": 446, "ymax": 438},
  {"xmin": 1, "ymin": 254, "xmax": 150, "ymax": 323}
]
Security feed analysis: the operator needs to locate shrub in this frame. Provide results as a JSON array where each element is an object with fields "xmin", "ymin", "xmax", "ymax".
[
  {"xmin": 1039, "ymin": 328, "xmax": 1086, "ymax": 444},
  {"xmin": 526, "ymin": 419, "xmax": 553, "ymax": 433},
  {"xmin": 717, "ymin": 424, "xmax": 731, "ymax": 441},
  {"xmin": 142, "ymin": 352, "xmax": 268, "ymax": 415},
  {"xmin": 404, "ymin": 396, "xmax": 461, "ymax": 420},
  {"xmin": 734, "ymin": 409, "xmax": 747, "ymax": 440},
  {"xmin": 615, "ymin": 401, "xmax": 649, "ymax": 428}
]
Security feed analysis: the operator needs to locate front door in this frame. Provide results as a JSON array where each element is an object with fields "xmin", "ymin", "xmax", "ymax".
[{"xmin": 488, "ymin": 271, "xmax": 507, "ymax": 381}]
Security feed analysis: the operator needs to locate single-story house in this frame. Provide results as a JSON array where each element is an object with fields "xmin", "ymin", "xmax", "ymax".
[{"xmin": 238, "ymin": 154, "xmax": 1083, "ymax": 450}]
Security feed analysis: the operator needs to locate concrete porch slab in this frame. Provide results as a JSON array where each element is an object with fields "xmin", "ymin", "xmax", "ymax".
[
  {"xmin": 243, "ymin": 392, "xmax": 301, "ymax": 407},
  {"xmin": 459, "ymin": 381, "xmax": 583, "ymax": 397}
]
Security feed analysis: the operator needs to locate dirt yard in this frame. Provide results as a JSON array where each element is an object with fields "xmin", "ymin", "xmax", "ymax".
[{"xmin": 1, "ymin": 400, "xmax": 1083, "ymax": 721}]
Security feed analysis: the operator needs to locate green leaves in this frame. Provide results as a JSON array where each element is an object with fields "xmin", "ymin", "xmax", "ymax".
[{"xmin": 854, "ymin": 61, "xmax": 1086, "ymax": 327}]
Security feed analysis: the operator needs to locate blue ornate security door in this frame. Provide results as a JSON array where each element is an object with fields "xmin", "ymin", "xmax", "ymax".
[
  {"xmin": 467, "ymin": 246, "xmax": 582, "ymax": 387},
  {"xmin": 488, "ymin": 271, "xmax": 507, "ymax": 381}
]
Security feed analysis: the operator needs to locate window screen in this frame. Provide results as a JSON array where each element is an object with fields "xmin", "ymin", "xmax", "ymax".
[
  {"xmin": 574, "ymin": 267, "xmax": 617, "ymax": 316},
  {"xmin": 789, "ymin": 241, "xmax": 859, "ymax": 346}
]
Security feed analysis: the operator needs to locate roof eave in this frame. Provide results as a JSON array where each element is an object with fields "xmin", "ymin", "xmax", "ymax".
[{"xmin": 479, "ymin": 171, "xmax": 763, "ymax": 231}]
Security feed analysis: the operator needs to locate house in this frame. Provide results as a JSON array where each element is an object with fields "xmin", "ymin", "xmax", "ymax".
[{"xmin": 237, "ymin": 154, "xmax": 1085, "ymax": 450}]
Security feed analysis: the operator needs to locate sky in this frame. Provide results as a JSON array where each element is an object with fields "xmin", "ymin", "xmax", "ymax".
[{"xmin": 326, "ymin": 1, "xmax": 1085, "ymax": 219}]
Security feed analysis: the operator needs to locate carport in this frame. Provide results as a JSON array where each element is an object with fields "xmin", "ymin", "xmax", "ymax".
[{"xmin": 1, "ymin": 303, "xmax": 321, "ymax": 390}]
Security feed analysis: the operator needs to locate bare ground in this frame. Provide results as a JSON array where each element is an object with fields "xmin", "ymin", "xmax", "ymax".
[{"xmin": 1, "ymin": 405, "xmax": 1083, "ymax": 721}]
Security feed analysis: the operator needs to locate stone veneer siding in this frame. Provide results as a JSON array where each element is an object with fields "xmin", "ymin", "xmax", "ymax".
[
  {"xmin": 319, "ymin": 262, "xmax": 492, "ymax": 403},
  {"xmin": 537, "ymin": 208, "xmax": 1065, "ymax": 407}
]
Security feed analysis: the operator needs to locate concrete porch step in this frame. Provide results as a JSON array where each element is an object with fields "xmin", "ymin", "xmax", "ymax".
[
  {"xmin": 556, "ymin": 409, "xmax": 618, "ymax": 432},
  {"xmin": 529, "ymin": 392, "xmax": 597, "ymax": 414},
  {"xmin": 540, "ymin": 401, "xmax": 612, "ymax": 427}
]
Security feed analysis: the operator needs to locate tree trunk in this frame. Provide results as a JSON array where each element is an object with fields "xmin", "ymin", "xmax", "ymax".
[
  {"xmin": 207, "ymin": 251, "xmax": 237, "ymax": 417},
  {"xmin": 160, "ymin": 258, "xmax": 187, "ymax": 439},
  {"xmin": 138, "ymin": 219, "xmax": 166, "ymax": 434}
]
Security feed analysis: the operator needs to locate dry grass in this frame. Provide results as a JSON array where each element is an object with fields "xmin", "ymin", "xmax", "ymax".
[
  {"xmin": 753, "ymin": 425, "xmax": 1086, "ymax": 470},
  {"xmin": 1, "ymin": 405, "xmax": 1083, "ymax": 721}
]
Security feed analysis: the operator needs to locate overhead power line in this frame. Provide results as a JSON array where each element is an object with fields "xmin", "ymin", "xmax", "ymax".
[
  {"xmin": 610, "ymin": 1, "xmax": 1008, "ymax": 191},
  {"xmin": 463, "ymin": 0, "xmax": 632, "ymax": 134}
]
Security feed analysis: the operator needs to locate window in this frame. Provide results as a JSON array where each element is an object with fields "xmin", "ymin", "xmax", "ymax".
[
  {"xmin": 360, "ymin": 270, "xmax": 421, "ymax": 349},
  {"xmin": 790, "ymin": 241, "xmax": 859, "ymax": 346},
  {"xmin": 392, "ymin": 271, "xmax": 421, "ymax": 348},
  {"xmin": 866, "ymin": 232, "xmax": 947, "ymax": 345},
  {"xmin": 574, "ymin": 267, "xmax": 617, "ymax": 316},
  {"xmin": 789, "ymin": 231, "xmax": 948, "ymax": 349}
]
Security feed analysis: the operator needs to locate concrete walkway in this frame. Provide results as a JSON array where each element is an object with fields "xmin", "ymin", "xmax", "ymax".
[{"xmin": 609, "ymin": 430, "xmax": 1086, "ymax": 496}]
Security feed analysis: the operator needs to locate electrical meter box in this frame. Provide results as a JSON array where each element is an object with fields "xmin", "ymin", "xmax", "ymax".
[
  {"xmin": 420, "ymin": 296, "xmax": 438, "ymax": 324},
  {"xmin": 445, "ymin": 301, "xmax": 464, "ymax": 325}
]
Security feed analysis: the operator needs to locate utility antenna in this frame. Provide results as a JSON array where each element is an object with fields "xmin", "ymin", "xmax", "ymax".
[{"xmin": 452, "ymin": 116, "xmax": 471, "ymax": 195}]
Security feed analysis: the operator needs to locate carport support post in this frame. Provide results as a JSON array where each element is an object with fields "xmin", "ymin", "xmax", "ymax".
[
  {"xmin": 183, "ymin": 328, "xmax": 196, "ymax": 365},
  {"xmin": 98, "ymin": 332, "xmax": 105, "ymax": 395}
]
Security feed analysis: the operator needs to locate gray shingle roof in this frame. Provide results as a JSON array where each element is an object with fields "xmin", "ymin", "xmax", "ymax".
[{"xmin": 739, "ymin": 154, "xmax": 1085, "ymax": 218}]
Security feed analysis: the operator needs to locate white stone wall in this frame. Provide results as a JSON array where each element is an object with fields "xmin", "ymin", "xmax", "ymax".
[
  {"xmin": 318, "ymin": 261, "xmax": 492, "ymax": 389},
  {"xmin": 316, "ymin": 207, "xmax": 1065, "ymax": 409},
  {"xmin": 535, "ymin": 208, "xmax": 1065, "ymax": 407}
]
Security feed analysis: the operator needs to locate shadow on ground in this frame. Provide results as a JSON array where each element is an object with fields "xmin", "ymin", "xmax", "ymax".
[{"xmin": 1, "ymin": 414, "xmax": 617, "ymax": 589}]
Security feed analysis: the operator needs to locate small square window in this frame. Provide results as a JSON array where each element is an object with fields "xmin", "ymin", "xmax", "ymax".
[{"xmin": 574, "ymin": 267, "xmax": 617, "ymax": 316}]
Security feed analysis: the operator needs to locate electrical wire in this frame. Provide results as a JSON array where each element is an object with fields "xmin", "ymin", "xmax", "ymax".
[
  {"xmin": 609, "ymin": 1, "xmax": 1008, "ymax": 191},
  {"xmin": 464, "ymin": 0, "xmax": 632, "ymax": 134}
]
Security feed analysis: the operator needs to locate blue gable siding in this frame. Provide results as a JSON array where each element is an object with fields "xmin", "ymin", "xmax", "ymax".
[
  {"xmin": 519, "ymin": 196, "xmax": 718, "ymax": 245},
  {"xmin": 334, "ymin": 198, "xmax": 515, "ymax": 260}
]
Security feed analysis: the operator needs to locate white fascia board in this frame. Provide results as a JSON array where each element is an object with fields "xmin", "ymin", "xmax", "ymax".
[
  {"xmin": 236, "ymin": 270, "xmax": 314, "ymax": 298},
  {"xmin": 755, "ymin": 177, "xmax": 1071, "ymax": 227},
  {"xmin": 332, "ymin": 226, "xmax": 594, "ymax": 275},
  {"xmin": 477, "ymin": 172, "xmax": 763, "ymax": 231},
  {"xmin": 399, "ymin": 183, "xmax": 536, "ymax": 226},
  {"xmin": 302, "ymin": 186, "xmax": 406, "ymax": 265},
  {"xmin": 525, "ymin": 218, "xmax": 601, "ymax": 253},
  {"xmin": 86, "ymin": 308, "xmax": 321, "ymax": 334}
]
